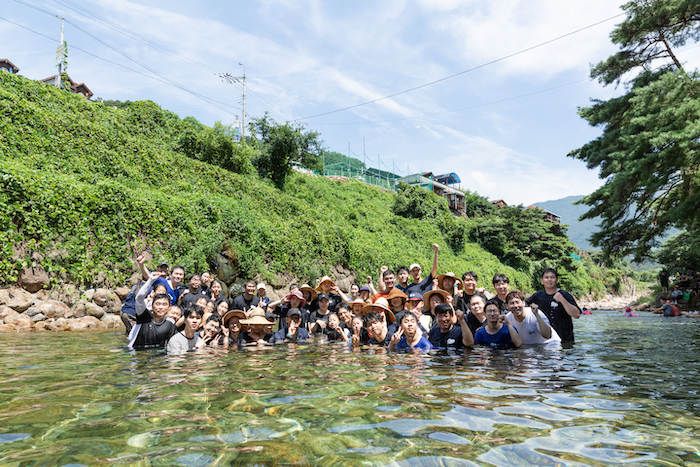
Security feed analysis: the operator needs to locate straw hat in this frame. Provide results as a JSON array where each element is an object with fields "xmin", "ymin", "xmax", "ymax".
[
  {"xmin": 284, "ymin": 290, "xmax": 306, "ymax": 307},
  {"xmin": 422, "ymin": 289, "xmax": 451, "ymax": 306},
  {"xmin": 315, "ymin": 276, "xmax": 336, "ymax": 292},
  {"xmin": 436, "ymin": 272, "xmax": 463, "ymax": 291},
  {"xmin": 361, "ymin": 297, "xmax": 395, "ymax": 323},
  {"xmin": 386, "ymin": 287, "xmax": 407, "ymax": 305},
  {"xmin": 299, "ymin": 284, "xmax": 318, "ymax": 301},
  {"xmin": 241, "ymin": 307, "xmax": 273, "ymax": 325},
  {"xmin": 222, "ymin": 309, "xmax": 246, "ymax": 326}
]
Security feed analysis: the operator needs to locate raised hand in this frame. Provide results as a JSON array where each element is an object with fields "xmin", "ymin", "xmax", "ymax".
[
  {"xmin": 432, "ymin": 243, "xmax": 439, "ymax": 252},
  {"xmin": 391, "ymin": 328, "xmax": 404, "ymax": 344},
  {"xmin": 136, "ymin": 255, "xmax": 145, "ymax": 265}
]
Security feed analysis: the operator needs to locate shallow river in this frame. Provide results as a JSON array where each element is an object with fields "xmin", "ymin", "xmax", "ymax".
[{"xmin": 1, "ymin": 311, "xmax": 699, "ymax": 466}]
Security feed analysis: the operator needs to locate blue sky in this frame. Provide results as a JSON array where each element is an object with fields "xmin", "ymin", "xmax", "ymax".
[{"xmin": 4, "ymin": 0, "xmax": 699, "ymax": 205}]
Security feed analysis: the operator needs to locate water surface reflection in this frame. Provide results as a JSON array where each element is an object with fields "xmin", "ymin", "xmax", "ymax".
[{"xmin": 0, "ymin": 311, "xmax": 699, "ymax": 466}]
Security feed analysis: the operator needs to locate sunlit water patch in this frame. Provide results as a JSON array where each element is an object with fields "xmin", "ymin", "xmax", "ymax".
[{"xmin": 1, "ymin": 311, "xmax": 699, "ymax": 465}]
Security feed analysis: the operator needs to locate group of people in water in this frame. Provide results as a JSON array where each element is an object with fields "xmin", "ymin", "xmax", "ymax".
[{"xmin": 120, "ymin": 244, "xmax": 583, "ymax": 354}]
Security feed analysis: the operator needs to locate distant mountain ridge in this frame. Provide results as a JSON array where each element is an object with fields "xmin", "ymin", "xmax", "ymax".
[{"xmin": 533, "ymin": 195, "xmax": 599, "ymax": 251}]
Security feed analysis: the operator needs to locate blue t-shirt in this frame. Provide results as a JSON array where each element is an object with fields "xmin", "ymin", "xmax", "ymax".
[
  {"xmin": 271, "ymin": 327, "xmax": 310, "ymax": 344},
  {"xmin": 474, "ymin": 325, "xmax": 517, "ymax": 349},
  {"xmin": 394, "ymin": 336, "xmax": 433, "ymax": 353},
  {"xmin": 428, "ymin": 326, "xmax": 464, "ymax": 350},
  {"xmin": 153, "ymin": 277, "xmax": 181, "ymax": 305}
]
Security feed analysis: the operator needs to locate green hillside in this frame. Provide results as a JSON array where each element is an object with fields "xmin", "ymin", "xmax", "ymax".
[{"xmin": 0, "ymin": 72, "xmax": 615, "ymax": 296}]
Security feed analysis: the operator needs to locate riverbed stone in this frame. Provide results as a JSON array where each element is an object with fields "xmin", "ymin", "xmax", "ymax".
[
  {"xmin": 0, "ymin": 305, "xmax": 16, "ymax": 319},
  {"xmin": 114, "ymin": 286, "xmax": 131, "ymax": 301},
  {"xmin": 4, "ymin": 313, "xmax": 34, "ymax": 330},
  {"xmin": 17, "ymin": 265, "xmax": 50, "ymax": 292},
  {"xmin": 67, "ymin": 316, "xmax": 105, "ymax": 331},
  {"xmin": 0, "ymin": 288, "xmax": 33, "ymax": 312},
  {"xmin": 93, "ymin": 289, "xmax": 121, "ymax": 313},
  {"xmin": 83, "ymin": 289, "xmax": 95, "ymax": 301},
  {"xmin": 0, "ymin": 324, "xmax": 16, "ymax": 332},
  {"xmin": 47, "ymin": 284, "xmax": 80, "ymax": 307},
  {"xmin": 72, "ymin": 300, "xmax": 104, "ymax": 319},
  {"xmin": 35, "ymin": 301, "xmax": 72, "ymax": 319},
  {"xmin": 101, "ymin": 314, "xmax": 124, "ymax": 329},
  {"xmin": 31, "ymin": 313, "xmax": 46, "ymax": 322},
  {"xmin": 46, "ymin": 317, "xmax": 68, "ymax": 332},
  {"xmin": 24, "ymin": 307, "xmax": 42, "ymax": 318}
]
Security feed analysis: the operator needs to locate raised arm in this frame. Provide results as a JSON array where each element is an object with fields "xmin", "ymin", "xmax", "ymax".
[
  {"xmin": 377, "ymin": 266, "xmax": 388, "ymax": 292},
  {"xmin": 456, "ymin": 309, "xmax": 474, "ymax": 347},
  {"xmin": 136, "ymin": 254, "xmax": 150, "ymax": 281},
  {"xmin": 533, "ymin": 309, "xmax": 552, "ymax": 339},
  {"xmin": 366, "ymin": 276, "xmax": 378, "ymax": 296},
  {"xmin": 332, "ymin": 285, "xmax": 350, "ymax": 303},
  {"xmin": 135, "ymin": 273, "xmax": 159, "ymax": 315},
  {"xmin": 500, "ymin": 315, "xmax": 522, "ymax": 348},
  {"xmin": 430, "ymin": 244, "xmax": 439, "ymax": 278},
  {"xmin": 554, "ymin": 291, "xmax": 581, "ymax": 319}
]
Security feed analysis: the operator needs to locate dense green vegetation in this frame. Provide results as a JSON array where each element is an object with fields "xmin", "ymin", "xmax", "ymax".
[
  {"xmin": 571, "ymin": 0, "xmax": 700, "ymax": 260},
  {"xmin": 0, "ymin": 72, "xmax": 619, "ymax": 296}
]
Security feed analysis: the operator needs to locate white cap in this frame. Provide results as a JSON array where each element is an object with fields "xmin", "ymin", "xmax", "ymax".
[
  {"xmin": 257, "ymin": 283, "xmax": 266, "ymax": 290},
  {"xmin": 409, "ymin": 263, "xmax": 421, "ymax": 272}
]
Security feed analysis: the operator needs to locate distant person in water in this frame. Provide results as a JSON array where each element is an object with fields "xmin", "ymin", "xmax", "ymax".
[
  {"xmin": 623, "ymin": 307, "xmax": 638, "ymax": 317},
  {"xmin": 581, "ymin": 307, "xmax": 592, "ymax": 315},
  {"xmin": 526, "ymin": 268, "xmax": 581, "ymax": 344}
]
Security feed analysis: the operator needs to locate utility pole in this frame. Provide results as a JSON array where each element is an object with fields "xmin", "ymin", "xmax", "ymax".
[
  {"xmin": 56, "ymin": 16, "xmax": 65, "ymax": 89},
  {"xmin": 219, "ymin": 63, "xmax": 246, "ymax": 144}
]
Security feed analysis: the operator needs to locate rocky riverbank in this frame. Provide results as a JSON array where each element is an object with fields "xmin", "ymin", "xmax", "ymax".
[{"xmin": 0, "ymin": 285, "xmax": 127, "ymax": 333}]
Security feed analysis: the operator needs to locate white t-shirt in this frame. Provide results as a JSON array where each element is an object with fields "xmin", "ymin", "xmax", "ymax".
[{"xmin": 506, "ymin": 307, "xmax": 561, "ymax": 345}]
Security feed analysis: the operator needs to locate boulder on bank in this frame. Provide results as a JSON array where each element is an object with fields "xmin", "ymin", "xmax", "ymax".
[
  {"xmin": 101, "ymin": 314, "xmax": 124, "ymax": 329},
  {"xmin": 46, "ymin": 284, "xmax": 80, "ymax": 307},
  {"xmin": 35, "ymin": 300, "xmax": 72, "ymax": 319},
  {"xmin": 72, "ymin": 300, "xmax": 105, "ymax": 319},
  {"xmin": 67, "ymin": 316, "xmax": 105, "ymax": 331},
  {"xmin": 114, "ymin": 286, "xmax": 131, "ymax": 301},
  {"xmin": 3, "ymin": 313, "xmax": 34, "ymax": 330},
  {"xmin": 17, "ymin": 265, "xmax": 50, "ymax": 292},
  {"xmin": 92, "ymin": 288, "xmax": 122, "ymax": 314},
  {"xmin": 0, "ymin": 288, "xmax": 33, "ymax": 312}
]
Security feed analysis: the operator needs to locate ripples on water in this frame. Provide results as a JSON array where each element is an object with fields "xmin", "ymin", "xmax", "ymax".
[{"xmin": 1, "ymin": 311, "xmax": 699, "ymax": 466}]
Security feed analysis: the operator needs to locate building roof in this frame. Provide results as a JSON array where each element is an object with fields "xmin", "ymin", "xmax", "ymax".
[
  {"xmin": 0, "ymin": 59, "xmax": 20, "ymax": 73},
  {"xmin": 433, "ymin": 173, "xmax": 461, "ymax": 185},
  {"xmin": 39, "ymin": 74, "xmax": 93, "ymax": 99}
]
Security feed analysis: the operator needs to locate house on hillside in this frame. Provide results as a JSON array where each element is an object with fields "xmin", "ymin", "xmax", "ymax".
[
  {"xmin": 399, "ymin": 172, "xmax": 467, "ymax": 215},
  {"xmin": 526, "ymin": 205, "xmax": 561, "ymax": 224},
  {"xmin": 39, "ymin": 74, "xmax": 93, "ymax": 99},
  {"xmin": 0, "ymin": 59, "xmax": 20, "ymax": 74},
  {"xmin": 491, "ymin": 199, "xmax": 507, "ymax": 208}
]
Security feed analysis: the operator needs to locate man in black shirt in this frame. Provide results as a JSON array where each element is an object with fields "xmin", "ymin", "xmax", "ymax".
[
  {"xmin": 231, "ymin": 280, "xmax": 260, "ymax": 313},
  {"xmin": 128, "ymin": 273, "xmax": 177, "ymax": 350},
  {"xmin": 405, "ymin": 243, "xmax": 440, "ymax": 297},
  {"xmin": 526, "ymin": 268, "xmax": 581, "ymax": 344},
  {"xmin": 488, "ymin": 274, "xmax": 510, "ymax": 313},
  {"xmin": 179, "ymin": 274, "xmax": 206, "ymax": 308}
]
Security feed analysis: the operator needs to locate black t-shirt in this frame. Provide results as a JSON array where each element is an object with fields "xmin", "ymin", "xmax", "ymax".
[
  {"xmin": 465, "ymin": 311, "xmax": 485, "ymax": 335},
  {"xmin": 526, "ymin": 289, "xmax": 580, "ymax": 343},
  {"xmin": 488, "ymin": 296, "xmax": 507, "ymax": 313},
  {"xmin": 308, "ymin": 293, "xmax": 341, "ymax": 313},
  {"xmin": 180, "ymin": 289, "xmax": 206, "ymax": 308},
  {"xmin": 428, "ymin": 325, "xmax": 464, "ymax": 350},
  {"xmin": 404, "ymin": 274, "xmax": 434, "ymax": 298},
  {"xmin": 367, "ymin": 329, "xmax": 395, "ymax": 346},
  {"xmin": 308, "ymin": 310, "xmax": 330, "ymax": 334},
  {"xmin": 274, "ymin": 304, "xmax": 310, "ymax": 331},
  {"xmin": 455, "ymin": 292, "xmax": 476, "ymax": 312},
  {"xmin": 323, "ymin": 326, "xmax": 346, "ymax": 341},
  {"xmin": 231, "ymin": 294, "xmax": 260, "ymax": 312},
  {"xmin": 132, "ymin": 313, "xmax": 177, "ymax": 350},
  {"xmin": 240, "ymin": 331, "xmax": 273, "ymax": 344}
]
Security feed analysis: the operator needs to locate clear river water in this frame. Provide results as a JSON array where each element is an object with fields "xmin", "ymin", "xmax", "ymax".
[{"xmin": 1, "ymin": 310, "xmax": 699, "ymax": 466}]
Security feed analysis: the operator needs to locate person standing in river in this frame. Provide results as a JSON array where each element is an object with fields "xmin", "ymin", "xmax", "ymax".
[{"xmin": 525, "ymin": 268, "xmax": 581, "ymax": 344}]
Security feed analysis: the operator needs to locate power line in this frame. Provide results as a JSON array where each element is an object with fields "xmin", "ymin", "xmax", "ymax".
[
  {"xmin": 300, "ymin": 12, "xmax": 625, "ymax": 120},
  {"xmin": 318, "ymin": 79, "xmax": 588, "ymax": 126},
  {"xmin": 12, "ymin": 0, "xmax": 240, "ymax": 116}
]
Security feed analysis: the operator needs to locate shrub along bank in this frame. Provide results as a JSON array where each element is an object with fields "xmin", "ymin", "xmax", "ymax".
[{"xmin": 0, "ymin": 72, "xmax": 614, "ymax": 296}]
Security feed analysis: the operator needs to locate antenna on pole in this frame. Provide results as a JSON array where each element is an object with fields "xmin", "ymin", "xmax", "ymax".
[
  {"xmin": 56, "ymin": 16, "xmax": 65, "ymax": 88},
  {"xmin": 220, "ymin": 63, "xmax": 246, "ymax": 144}
]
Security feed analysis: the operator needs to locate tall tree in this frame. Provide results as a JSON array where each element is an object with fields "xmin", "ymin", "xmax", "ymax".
[
  {"xmin": 249, "ymin": 113, "xmax": 323, "ymax": 189},
  {"xmin": 570, "ymin": 0, "xmax": 700, "ymax": 260}
]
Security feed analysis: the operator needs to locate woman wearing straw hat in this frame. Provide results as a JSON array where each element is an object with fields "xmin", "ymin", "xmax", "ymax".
[
  {"xmin": 270, "ymin": 289, "xmax": 309, "ymax": 331},
  {"xmin": 299, "ymin": 284, "xmax": 318, "ymax": 309},
  {"xmin": 221, "ymin": 309, "xmax": 247, "ymax": 348},
  {"xmin": 436, "ymin": 272, "xmax": 463, "ymax": 302},
  {"xmin": 309, "ymin": 276, "xmax": 348, "ymax": 313},
  {"xmin": 421, "ymin": 289, "xmax": 451, "ymax": 331},
  {"xmin": 240, "ymin": 308, "xmax": 274, "ymax": 345}
]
